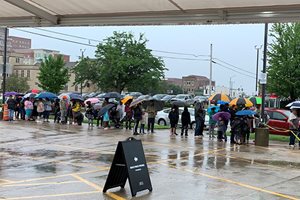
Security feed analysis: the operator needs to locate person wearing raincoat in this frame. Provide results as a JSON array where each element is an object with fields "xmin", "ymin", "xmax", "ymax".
[{"xmin": 168, "ymin": 105, "xmax": 179, "ymax": 136}]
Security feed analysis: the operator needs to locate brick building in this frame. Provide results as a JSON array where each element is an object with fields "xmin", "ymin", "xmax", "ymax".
[{"xmin": 182, "ymin": 75, "xmax": 215, "ymax": 95}]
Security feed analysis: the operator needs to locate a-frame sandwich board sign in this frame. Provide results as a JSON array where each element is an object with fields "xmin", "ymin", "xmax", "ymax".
[{"xmin": 103, "ymin": 137, "xmax": 152, "ymax": 197}]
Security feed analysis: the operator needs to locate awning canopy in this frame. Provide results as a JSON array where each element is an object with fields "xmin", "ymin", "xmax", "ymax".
[{"xmin": 1, "ymin": 0, "xmax": 300, "ymax": 27}]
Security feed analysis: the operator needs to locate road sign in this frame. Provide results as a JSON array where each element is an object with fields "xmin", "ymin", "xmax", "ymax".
[{"xmin": 103, "ymin": 137, "xmax": 152, "ymax": 197}]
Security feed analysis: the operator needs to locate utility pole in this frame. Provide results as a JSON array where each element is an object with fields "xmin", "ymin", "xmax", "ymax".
[
  {"xmin": 79, "ymin": 48, "xmax": 86, "ymax": 95},
  {"xmin": 209, "ymin": 44, "xmax": 213, "ymax": 97},
  {"xmin": 261, "ymin": 23, "xmax": 268, "ymax": 123},
  {"xmin": 2, "ymin": 27, "xmax": 8, "ymax": 104},
  {"xmin": 229, "ymin": 76, "xmax": 234, "ymax": 97},
  {"xmin": 255, "ymin": 45, "xmax": 262, "ymax": 95}
]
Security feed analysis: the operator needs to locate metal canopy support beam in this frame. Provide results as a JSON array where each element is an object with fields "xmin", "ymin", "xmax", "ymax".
[{"xmin": 4, "ymin": 0, "xmax": 58, "ymax": 25}]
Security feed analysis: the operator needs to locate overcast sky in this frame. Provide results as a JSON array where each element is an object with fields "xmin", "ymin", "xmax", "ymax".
[{"xmin": 10, "ymin": 24, "xmax": 265, "ymax": 95}]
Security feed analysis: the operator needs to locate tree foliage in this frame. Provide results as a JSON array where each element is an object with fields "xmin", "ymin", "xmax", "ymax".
[
  {"xmin": 38, "ymin": 55, "xmax": 70, "ymax": 94},
  {"xmin": 268, "ymin": 23, "xmax": 300, "ymax": 100},
  {"xmin": 94, "ymin": 32, "xmax": 166, "ymax": 93},
  {"xmin": 72, "ymin": 57, "xmax": 97, "ymax": 89},
  {"xmin": 6, "ymin": 74, "xmax": 29, "ymax": 93}
]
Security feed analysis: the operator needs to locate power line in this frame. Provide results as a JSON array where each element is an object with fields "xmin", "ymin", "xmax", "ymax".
[
  {"xmin": 154, "ymin": 55, "xmax": 209, "ymax": 61},
  {"xmin": 13, "ymin": 28, "xmax": 97, "ymax": 47},
  {"xmin": 214, "ymin": 62, "xmax": 256, "ymax": 79},
  {"xmin": 23, "ymin": 28, "xmax": 209, "ymax": 57},
  {"xmin": 33, "ymin": 27, "xmax": 101, "ymax": 43},
  {"xmin": 213, "ymin": 58, "xmax": 255, "ymax": 75}
]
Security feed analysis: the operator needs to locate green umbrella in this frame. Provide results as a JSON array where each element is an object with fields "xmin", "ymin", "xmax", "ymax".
[{"xmin": 249, "ymin": 96, "xmax": 262, "ymax": 105}]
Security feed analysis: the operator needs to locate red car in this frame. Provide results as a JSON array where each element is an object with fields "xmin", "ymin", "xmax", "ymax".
[{"xmin": 265, "ymin": 108, "xmax": 292, "ymax": 136}]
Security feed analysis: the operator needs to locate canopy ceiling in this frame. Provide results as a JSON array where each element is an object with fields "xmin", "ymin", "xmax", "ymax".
[{"xmin": 1, "ymin": 0, "xmax": 300, "ymax": 27}]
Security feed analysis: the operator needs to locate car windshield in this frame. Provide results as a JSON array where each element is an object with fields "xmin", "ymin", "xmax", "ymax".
[
  {"xmin": 283, "ymin": 110, "xmax": 291, "ymax": 117},
  {"xmin": 176, "ymin": 95, "xmax": 186, "ymax": 99}
]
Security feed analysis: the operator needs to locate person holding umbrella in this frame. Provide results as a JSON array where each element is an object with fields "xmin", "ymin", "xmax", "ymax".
[
  {"xmin": 24, "ymin": 98, "xmax": 33, "ymax": 121},
  {"xmin": 43, "ymin": 98, "xmax": 52, "ymax": 122},
  {"xmin": 53, "ymin": 98, "xmax": 60, "ymax": 123},
  {"xmin": 146, "ymin": 100, "xmax": 157, "ymax": 134},
  {"xmin": 85, "ymin": 101, "xmax": 94, "ymax": 127},
  {"xmin": 288, "ymin": 108, "xmax": 300, "ymax": 148},
  {"xmin": 6, "ymin": 95, "xmax": 17, "ymax": 121},
  {"xmin": 208, "ymin": 107, "xmax": 217, "ymax": 138},
  {"xmin": 60, "ymin": 96, "xmax": 69, "ymax": 124},
  {"xmin": 36, "ymin": 99, "xmax": 45, "ymax": 122},
  {"xmin": 194, "ymin": 104, "xmax": 206, "ymax": 138},
  {"xmin": 124, "ymin": 102, "xmax": 133, "ymax": 130}
]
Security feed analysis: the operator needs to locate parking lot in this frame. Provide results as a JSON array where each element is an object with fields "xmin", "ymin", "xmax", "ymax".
[{"xmin": 0, "ymin": 121, "xmax": 300, "ymax": 200}]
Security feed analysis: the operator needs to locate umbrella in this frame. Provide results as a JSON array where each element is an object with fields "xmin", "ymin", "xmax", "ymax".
[
  {"xmin": 69, "ymin": 93, "xmax": 84, "ymax": 101},
  {"xmin": 58, "ymin": 93, "xmax": 70, "ymax": 101},
  {"xmin": 230, "ymin": 97, "xmax": 253, "ymax": 107},
  {"xmin": 4, "ymin": 91, "xmax": 18, "ymax": 96},
  {"xmin": 98, "ymin": 104, "xmax": 115, "ymax": 117},
  {"xmin": 207, "ymin": 106, "xmax": 220, "ymax": 113},
  {"xmin": 93, "ymin": 103, "xmax": 102, "ymax": 110},
  {"xmin": 103, "ymin": 92, "xmax": 121, "ymax": 99},
  {"xmin": 35, "ymin": 92, "xmax": 57, "ymax": 99},
  {"xmin": 249, "ymin": 96, "xmax": 262, "ymax": 105},
  {"xmin": 143, "ymin": 99, "xmax": 164, "ymax": 111},
  {"xmin": 212, "ymin": 111, "xmax": 231, "ymax": 121},
  {"xmin": 171, "ymin": 100, "xmax": 187, "ymax": 107},
  {"xmin": 121, "ymin": 95, "xmax": 133, "ymax": 104},
  {"xmin": 208, "ymin": 93, "xmax": 231, "ymax": 102},
  {"xmin": 84, "ymin": 98, "xmax": 100, "ymax": 104},
  {"xmin": 286, "ymin": 101, "xmax": 300, "ymax": 107},
  {"xmin": 23, "ymin": 93, "xmax": 36, "ymax": 99},
  {"xmin": 31, "ymin": 89, "xmax": 39, "ymax": 94},
  {"xmin": 130, "ymin": 98, "xmax": 145, "ymax": 108},
  {"xmin": 235, "ymin": 110, "xmax": 256, "ymax": 116}
]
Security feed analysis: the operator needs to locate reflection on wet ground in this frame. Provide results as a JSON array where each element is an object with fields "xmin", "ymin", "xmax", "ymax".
[{"xmin": 0, "ymin": 120, "xmax": 300, "ymax": 200}]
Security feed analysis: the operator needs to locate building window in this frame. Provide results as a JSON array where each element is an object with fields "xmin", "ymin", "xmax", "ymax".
[
  {"xmin": 21, "ymin": 70, "xmax": 24, "ymax": 77},
  {"xmin": 75, "ymin": 85, "xmax": 78, "ymax": 92},
  {"xmin": 16, "ymin": 57, "xmax": 20, "ymax": 63},
  {"xmin": 15, "ymin": 70, "xmax": 18, "ymax": 77},
  {"xmin": 27, "ymin": 70, "xmax": 30, "ymax": 78}
]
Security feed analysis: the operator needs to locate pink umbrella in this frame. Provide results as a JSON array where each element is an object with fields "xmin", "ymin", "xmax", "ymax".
[{"xmin": 84, "ymin": 98, "xmax": 100, "ymax": 104}]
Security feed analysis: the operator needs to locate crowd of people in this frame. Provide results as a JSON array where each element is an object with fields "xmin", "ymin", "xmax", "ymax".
[{"xmin": 5, "ymin": 94, "xmax": 299, "ymax": 146}]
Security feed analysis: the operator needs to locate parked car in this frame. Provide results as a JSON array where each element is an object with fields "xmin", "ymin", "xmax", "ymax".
[
  {"xmin": 127, "ymin": 92, "xmax": 143, "ymax": 99},
  {"xmin": 152, "ymin": 94, "xmax": 167, "ymax": 100},
  {"xmin": 161, "ymin": 95, "xmax": 176, "ymax": 103},
  {"xmin": 155, "ymin": 107, "xmax": 209, "ymax": 129},
  {"xmin": 194, "ymin": 96, "xmax": 208, "ymax": 104},
  {"xmin": 265, "ymin": 108, "xmax": 294, "ymax": 136},
  {"xmin": 170, "ymin": 94, "xmax": 194, "ymax": 106},
  {"xmin": 137, "ymin": 95, "xmax": 151, "ymax": 100}
]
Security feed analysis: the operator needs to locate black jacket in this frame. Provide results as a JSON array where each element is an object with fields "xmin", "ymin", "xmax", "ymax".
[
  {"xmin": 6, "ymin": 99, "xmax": 16, "ymax": 110},
  {"xmin": 169, "ymin": 110, "xmax": 179, "ymax": 123},
  {"xmin": 181, "ymin": 110, "xmax": 191, "ymax": 125},
  {"xmin": 133, "ymin": 106, "xmax": 142, "ymax": 120}
]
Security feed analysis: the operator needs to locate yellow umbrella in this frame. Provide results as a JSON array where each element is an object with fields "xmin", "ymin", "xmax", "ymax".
[
  {"xmin": 208, "ymin": 93, "xmax": 231, "ymax": 102},
  {"xmin": 230, "ymin": 97, "xmax": 253, "ymax": 107},
  {"xmin": 121, "ymin": 95, "xmax": 133, "ymax": 104}
]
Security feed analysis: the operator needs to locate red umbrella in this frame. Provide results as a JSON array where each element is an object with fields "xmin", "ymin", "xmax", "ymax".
[{"xmin": 31, "ymin": 89, "xmax": 39, "ymax": 94}]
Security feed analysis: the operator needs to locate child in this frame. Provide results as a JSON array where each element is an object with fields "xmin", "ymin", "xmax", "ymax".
[
  {"xmin": 85, "ymin": 101, "xmax": 94, "ymax": 127},
  {"xmin": 140, "ymin": 109, "xmax": 147, "ymax": 134},
  {"xmin": 103, "ymin": 111, "xmax": 110, "ymax": 130},
  {"xmin": 217, "ymin": 117, "xmax": 225, "ymax": 142}
]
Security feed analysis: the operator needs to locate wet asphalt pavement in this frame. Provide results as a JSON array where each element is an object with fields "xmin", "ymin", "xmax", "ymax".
[{"xmin": 0, "ymin": 120, "xmax": 300, "ymax": 200}]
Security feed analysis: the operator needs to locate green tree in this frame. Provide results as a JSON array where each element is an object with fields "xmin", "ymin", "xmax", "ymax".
[
  {"xmin": 158, "ymin": 81, "xmax": 183, "ymax": 95},
  {"xmin": 38, "ymin": 55, "xmax": 70, "ymax": 93},
  {"xmin": 72, "ymin": 57, "xmax": 97, "ymax": 93},
  {"xmin": 94, "ymin": 32, "xmax": 166, "ymax": 93},
  {"xmin": 268, "ymin": 23, "xmax": 300, "ymax": 100},
  {"xmin": 6, "ymin": 74, "xmax": 29, "ymax": 93}
]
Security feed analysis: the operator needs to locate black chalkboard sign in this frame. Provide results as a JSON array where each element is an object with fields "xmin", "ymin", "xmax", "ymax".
[{"xmin": 103, "ymin": 137, "xmax": 152, "ymax": 197}]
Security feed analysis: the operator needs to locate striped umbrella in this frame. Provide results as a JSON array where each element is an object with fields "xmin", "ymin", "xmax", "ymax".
[
  {"xmin": 230, "ymin": 97, "xmax": 253, "ymax": 107},
  {"xmin": 208, "ymin": 93, "xmax": 231, "ymax": 102},
  {"xmin": 249, "ymin": 96, "xmax": 262, "ymax": 105}
]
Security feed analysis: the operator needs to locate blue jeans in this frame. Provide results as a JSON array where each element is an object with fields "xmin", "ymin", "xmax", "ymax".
[{"xmin": 8, "ymin": 109, "xmax": 14, "ymax": 120}]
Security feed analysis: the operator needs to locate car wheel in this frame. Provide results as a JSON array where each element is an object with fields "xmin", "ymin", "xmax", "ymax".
[
  {"xmin": 158, "ymin": 119, "xmax": 167, "ymax": 126},
  {"xmin": 191, "ymin": 122, "xmax": 196, "ymax": 130}
]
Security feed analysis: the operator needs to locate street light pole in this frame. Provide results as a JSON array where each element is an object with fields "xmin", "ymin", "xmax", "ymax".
[
  {"xmin": 2, "ymin": 27, "xmax": 8, "ymax": 104},
  {"xmin": 261, "ymin": 23, "xmax": 268, "ymax": 123},
  {"xmin": 209, "ymin": 44, "xmax": 213, "ymax": 97},
  {"xmin": 79, "ymin": 49, "xmax": 86, "ymax": 95},
  {"xmin": 255, "ymin": 45, "xmax": 262, "ymax": 95}
]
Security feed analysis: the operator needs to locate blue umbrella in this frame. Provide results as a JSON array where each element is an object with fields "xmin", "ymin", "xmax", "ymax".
[
  {"xmin": 217, "ymin": 100, "xmax": 229, "ymax": 105},
  {"xmin": 207, "ymin": 106, "xmax": 220, "ymax": 112},
  {"xmin": 69, "ymin": 93, "xmax": 84, "ymax": 101},
  {"xmin": 98, "ymin": 104, "xmax": 115, "ymax": 117},
  {"xmin": 235, "ymin": 110, "xmax": 256, "ymax": 116},
  {"xmin": 35, "ymin": 92, "xmax": 57, "ymax": 99},
  {"xmin": 103, "ymin": 92, "xmax": 121, "ymax": 99}
]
